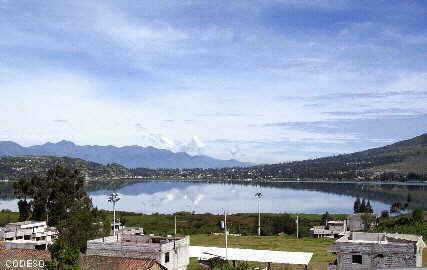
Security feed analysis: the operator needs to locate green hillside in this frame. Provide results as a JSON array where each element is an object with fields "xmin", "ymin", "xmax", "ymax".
[
  {"xmin": 133, "ymin": 133, "xmax": 427, "ymax": 181},
  {"xmin": 0, "ymin": 156, "xmax": 134, "ymax": 181}
]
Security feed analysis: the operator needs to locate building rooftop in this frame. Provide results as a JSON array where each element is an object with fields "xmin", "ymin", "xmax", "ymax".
[
  {"xmin": 190, "ymin": 246, "xmax": 313, "ymax": 266},
  {"xmin": 0, "ymin": 241, "xmax": 50, "ymax": 260},
  {"xmin": 6, "ymin": 221, "xmax": 47, "ymax": 228},
  {"xmin": 81, "ymin": 255, "xmax": 167, "ymax": 270},
  {"xmin": 336, "ymin": 232, "xmax": 426, "ymax": 247}
]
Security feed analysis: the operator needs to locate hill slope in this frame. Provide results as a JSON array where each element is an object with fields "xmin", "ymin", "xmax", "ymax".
[
  {"xmin": 0, "ymin": 140, "xmax": 251, "ymax": 169},
  {"xmin": 134, "ymin": 133, "xmax": 427, "ymax": 181},
  {"xmin": 0, "ymin": 156, "xmax": 133, "ymax": 181}
]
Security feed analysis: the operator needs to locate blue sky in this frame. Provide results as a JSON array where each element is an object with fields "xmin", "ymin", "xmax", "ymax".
[{"xmin": 1, "ymin": 0, "xmax": 427, "ymax": 163}]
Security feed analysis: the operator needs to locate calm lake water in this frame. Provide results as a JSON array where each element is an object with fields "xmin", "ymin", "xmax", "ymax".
[{"xmin": 2, "ymin": 180, "xmax": 426, "ymax": 214}]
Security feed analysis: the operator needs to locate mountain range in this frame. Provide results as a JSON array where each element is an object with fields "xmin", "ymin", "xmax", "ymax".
[
  {"xmin": 0, "ymin": 140, "xmax": 251, "ymax": 169},
  {"xmin": 0, "ymin": 133, "xmax": 426, "ymax": 181}
]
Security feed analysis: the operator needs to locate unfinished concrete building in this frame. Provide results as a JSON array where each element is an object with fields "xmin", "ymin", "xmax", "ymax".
[
  {"xmin": 330, "ymin": 232, "xmax": 425, "ymax": 270},
  {"xmin": 311, "ymin": 220, "xmax": 347, "ymax": 238},
  {"xmin": 0, "ymin": 221, "xmax": 57, "ymax": 250},
  {"xmin": 311, "ymin": 214, "xmax": 377, "ymax": 238},
  {"xmin": 86, "ymin": 234, "xmax": 190, "ymax": 270}
]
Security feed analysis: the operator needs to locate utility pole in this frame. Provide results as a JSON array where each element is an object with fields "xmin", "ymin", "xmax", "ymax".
[
  {"xmin": 255, "ymin": 192, "xmax": 262, "ymax": 236},
  {"xmin": 224, "ymin": 210, "xmax": 228, "ymax": 260},
  {"xmin": 296, "ymin": 215, "xmax": 299, "ymax": 238},
  {"xmin": 108, "ymin": 192, "xmax": 120, "ymax": 237},
  {"xmin": 174, "ymin": 214, "xmax": 177, "ymax": 236}
]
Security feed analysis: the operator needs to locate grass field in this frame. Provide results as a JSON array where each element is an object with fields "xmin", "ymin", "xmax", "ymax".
[
  {"xmin": 189, "ymin": 234, "xmax": 335, "ymax": 270},
  {"xmin": 188, "ymin": 234, "xmax": 427, "ymax": 270}
]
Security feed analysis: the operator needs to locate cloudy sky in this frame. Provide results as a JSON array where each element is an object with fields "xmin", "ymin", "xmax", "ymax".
[{"xmin": 1, "ymin": 0, "xmax": 426, "ymax": 164}]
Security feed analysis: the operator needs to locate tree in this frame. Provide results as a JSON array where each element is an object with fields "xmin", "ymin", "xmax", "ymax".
[
  {"xmin": 44, "ymin": 166, "xmax": 87, "ymax": 227},
  {"xmin": 360, "ymin": 199, "xmax": 367, "ymax": 213},
  {"xmin": 361, "ymin": 213, "xmax": 375, "ymax": 231},
  {"xmin": 17, "ymin": 200, "xmax": 32, "ymax": 221},
  {"xmin": 321, "ymin": 211, "xmax": 331, "ymax": 225},
  {"xmin": 12, "ymin": 166, "xmax": 109, "ymax": 252},
  {"xmin": 13, "ymin": 178, "xmax": 33, "ymax": 221},
  {"xmin": 354, "ymin": 198, "xmax": 361, "ymax": 213},
  {"xmin": 44, "ymin": 238, "xmax": 80, "ymax": 270},
  {"xmin": 58, "ymin": 197, "xmax": 100, "ymax": 252},
  {"xmin": 380, "ymin": 210, "xmax": 389, "ymax": 219},
  {"xmin": 366, "ymin": 200, "xmax": 373, "ymax": 213},
  {"xmin": 31, "ymin": 175, "xmax": 50, "ymax": 221},
  {"xmin": 412, "ymin": 209, "xmax": 424, "ymax": 223}
]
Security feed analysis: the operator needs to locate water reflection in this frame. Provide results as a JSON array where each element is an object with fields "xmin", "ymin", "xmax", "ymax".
[
  {"xmin": 1, "ymin": 180, "xmax": 426, "ymax": 214},
  {"xmin": 90, "ymin": 181, "xmax": 390, "ymax": 214}
]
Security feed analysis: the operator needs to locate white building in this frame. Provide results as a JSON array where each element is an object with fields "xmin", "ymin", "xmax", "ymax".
[
  {"xmin": 0, "ymin": 221, "xmax": 58, "ymax": 250},
  {"xmin": 86, "ymin": 228, "xmax": 189, "ymax": 270},
  {"xmin": 310, "ymin": 220, "xmax": 347, "ymax": 238}
]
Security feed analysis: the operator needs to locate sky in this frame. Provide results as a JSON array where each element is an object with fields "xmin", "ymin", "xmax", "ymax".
[{"xmin": 0, "ymin": 0, "xmax": 427, "ymax": 164}]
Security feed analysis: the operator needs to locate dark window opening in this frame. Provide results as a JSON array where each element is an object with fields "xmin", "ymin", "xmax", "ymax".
[
  {"xmin": 352, "ymin": 255, "xmax": 362, "ymax": 264},
  {"xmin": 24, "ymin": 235, "xmax": 31, "ymax": 240},
  {"xmin": 165, "ymin": 252, "xmax": 170, "ymax": 263},
  {"xmin": 35, "ymin": 244, "xmax": 46, "ymax": 250}
]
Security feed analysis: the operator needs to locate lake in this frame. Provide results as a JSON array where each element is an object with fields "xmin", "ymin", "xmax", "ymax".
[{"xmin": 1, "ymin": 180, "xmax": 427, "ymax": 214}]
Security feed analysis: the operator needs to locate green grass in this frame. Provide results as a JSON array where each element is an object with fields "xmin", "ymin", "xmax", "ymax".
[
  {"xmin": 112, "ymin": 211, "xmax": 345, "ymax": 238},
  {"xmin": 0, "ymin": 210, "xmax": 19, "ymax": 226},
  {"xmin": 189, "ymin": 234, "xmax": 335, "ymax": 270},
  {"xmin": 189, "ymin": 234, "xmax": 427, "ymax": 269}
]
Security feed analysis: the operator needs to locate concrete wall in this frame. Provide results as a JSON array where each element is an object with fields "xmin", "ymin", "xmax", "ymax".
[
  {"xmin": 331, "ymin": 242, "xmax": 418, "ymax": 270},
  {"xmin": 86, "ymin": 236, "xmax": 190, "ymax": 270}
]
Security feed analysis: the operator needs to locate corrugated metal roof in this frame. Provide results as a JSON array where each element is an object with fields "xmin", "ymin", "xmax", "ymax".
[{"xmin": 189, "ymin": 246, "xmax": 313, "ymax": 265}]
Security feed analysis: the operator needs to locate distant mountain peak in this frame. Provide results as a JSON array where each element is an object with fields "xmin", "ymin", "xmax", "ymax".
[
  {"xmin": 50, "ymin": 140, "xmax": 76, "ymax": 146},
  {"xmin": 0, "ymin": 140, "xmax": 252, "ymax": 169}
]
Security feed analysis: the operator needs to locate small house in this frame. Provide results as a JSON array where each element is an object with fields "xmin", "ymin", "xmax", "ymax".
[{"xmin": 330, "ymin": 232, "xmax": 425, "ymax": 270}]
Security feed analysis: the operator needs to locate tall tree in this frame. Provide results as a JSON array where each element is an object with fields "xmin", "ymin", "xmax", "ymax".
[
  {"xmin": 58, "ymin": 197, "xmax": 99, "ymax": 252},
  {"xmin": 13, "ymin": 178, "xmax": 32, "ymax": 221},
  {"xmin": 360, "ymin": 199, "xmax": 367, "ymax": 213},
  {"xmin": 366, "ymin": 200, "xmax": 373, "ymax": 213},
  {"xmin": 321, "ymin": 211, "xmax": 331, "ymax": 225},
  {"xmin": 13, "ymin": 165, "xmax": 108, "ymax": 252},
  {"xmin": 354, "ymin": 198, "xmax": 361, "ymax": 213},
  {"xmin": 44, "ymin": 238, "xmax": 80, "ymax": 270}
]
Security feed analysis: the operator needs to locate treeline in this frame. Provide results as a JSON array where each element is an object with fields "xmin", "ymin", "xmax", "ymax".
[
  {"xmin": 131, "ymin": 164, "xmax": 425, "ymax": 182},
  {"xmin": 111, "ymin": 211, "xmax": 345, "ymax": 238},
  {"xmin": 373, "ymin": 209, "xmax": 427, "ymax": 239},
  {"xmin": 353, "ymin": 198, "xmax": 374, "ymax": 214}
]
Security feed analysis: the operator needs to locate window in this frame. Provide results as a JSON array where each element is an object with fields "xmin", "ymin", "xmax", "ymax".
[
  {"xmin": 352, "ymin": 255, "xmax": 362, "ymax": 264},
  {"xmin": 165, "ymin": 252, "xmax": 170, "ymax": 263}
]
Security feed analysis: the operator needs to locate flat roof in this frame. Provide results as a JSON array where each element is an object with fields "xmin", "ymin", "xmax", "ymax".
[{"xmin": 189, "ymin": 246, "xmax": 313, "ymax": 266}]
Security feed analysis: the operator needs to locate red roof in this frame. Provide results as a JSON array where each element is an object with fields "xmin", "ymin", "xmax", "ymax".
[
  {"xmin": 0, "ymin": 242, "xmax": 51, "ymax": 260},
  {"xmin": 81, "ymin": 255, "xmax": 167, "ymax": 270}
]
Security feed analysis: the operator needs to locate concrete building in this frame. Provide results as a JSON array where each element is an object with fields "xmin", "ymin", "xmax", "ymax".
[
  {"xmin": 0, "ymin": 221, "xmax": 58, "ymax": 250},
  {"xmin": 86, "ymin": 233, "xmax": 190, "ymax": 270},
  {"xmin": 311, "ymin": 220, "xmax": 347, "ymax": 238},
  {"xmin": 330, "ymin": 232, "xmax": 425, "ymax": 270},
  {"xmin": 346, "ymin": 213, "xmax": 376, "ymax": 232},
  {"xmin": 0, "ymin": 242, "xmax": 50, "ymax": 270},
  {"xmin": 311, "ymin": 214, "xmax": 377, "ymax": 238}
]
